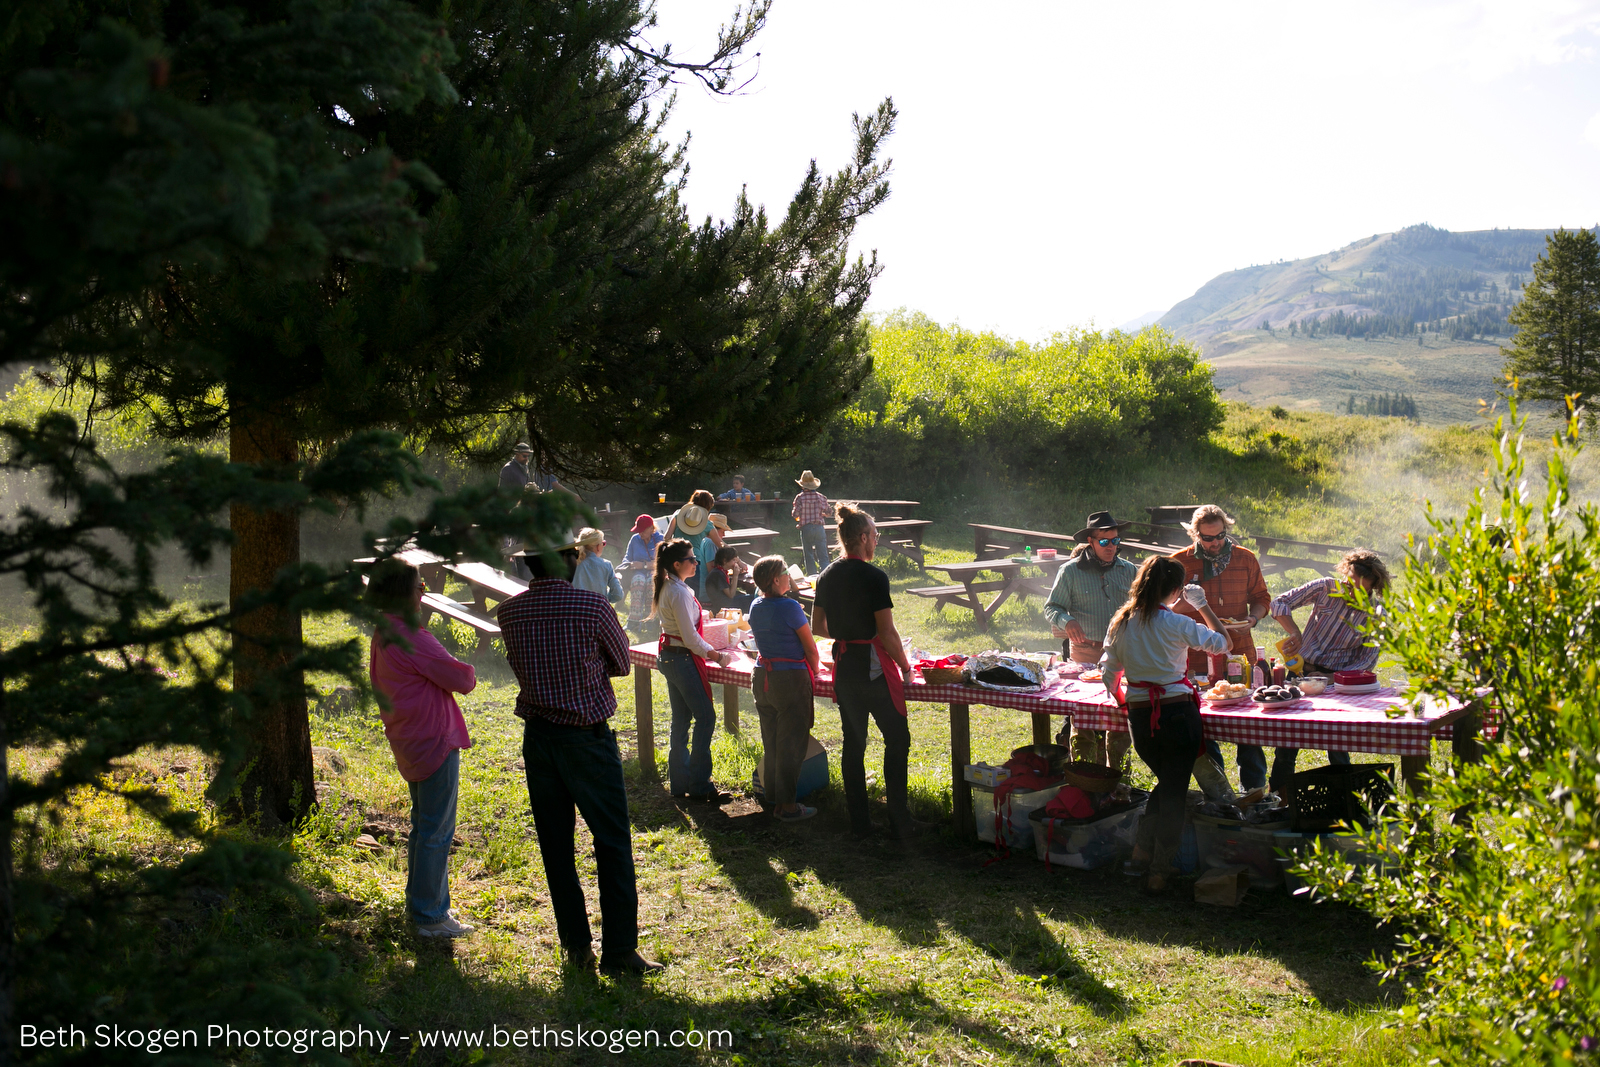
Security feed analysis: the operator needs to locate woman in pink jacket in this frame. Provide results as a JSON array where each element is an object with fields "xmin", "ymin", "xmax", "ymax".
[{"xmin": 368, "ymin": 561, "xmax": 478, "ymax": 938}]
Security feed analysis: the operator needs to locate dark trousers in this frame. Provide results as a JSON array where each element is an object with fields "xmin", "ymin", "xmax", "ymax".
[
  {"xmin": 1130, "ymin": 697, "xmax": 1205, "ymax": 875},
  {"xmin": 752, "ymin": 665, "xmax": 813, "ymax": 809},
  {"xmin": 1267, "ymin": 661, "xmax": 1350, "ymax": 792},
  {"xmin": 834, "ymin": 676, "xmax": 911, "ymax": 834},
  {"xmin": 521, "ymin": 716, "xmax": 638, "ymax": 962}
]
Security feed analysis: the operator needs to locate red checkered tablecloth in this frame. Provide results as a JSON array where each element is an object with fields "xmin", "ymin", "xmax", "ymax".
[{"xmin": 627, "ymin": 644, "xmax": 1477, "ymax": 758}]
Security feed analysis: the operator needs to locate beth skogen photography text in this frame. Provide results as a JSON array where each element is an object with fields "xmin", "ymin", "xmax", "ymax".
[{"xmin": 3, "ymin": 0, "xmax": 1599, "ymax": 1065}]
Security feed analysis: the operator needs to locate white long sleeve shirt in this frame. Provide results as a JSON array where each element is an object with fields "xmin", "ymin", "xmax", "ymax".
[
  {"xmin": 656, "ymin": 575, "xmax": 716, "ymax": 658},
  {"xmin": 1101, "ymin": 606, "xmax": 1228, "ymax": 700}
]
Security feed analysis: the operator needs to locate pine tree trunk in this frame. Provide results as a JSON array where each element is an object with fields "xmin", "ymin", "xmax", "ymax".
[
  {"xmin": 0, "ymin": 683, "xmax": 12, "ymax": 1067},
  {"xmin": 228, "ymin": 409, "xmax": 314, "ymax": 827}
]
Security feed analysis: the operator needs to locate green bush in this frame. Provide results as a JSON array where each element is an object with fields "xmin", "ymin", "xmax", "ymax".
[
  {"xmin": 1299, "ymin": 395, "xmax": 1600, "ymax": 1063},
  {"xmin": 791, "ymin": 312, "xmax": 1224, "ymax": 496}
]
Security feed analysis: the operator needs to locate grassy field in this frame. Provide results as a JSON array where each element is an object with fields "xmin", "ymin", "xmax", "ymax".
[{"xmin": 16, "ymin": 402, "xmax": 1567, "ymax": 1065}]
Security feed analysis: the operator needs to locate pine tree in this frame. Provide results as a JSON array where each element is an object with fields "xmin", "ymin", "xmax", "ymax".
[
  {"xmin": 1503, "ymin": 228, "xmax": 1600, "ymax": 412},
  {"xmin": 56, "ymin": 0, "xmax": 892, "ymax": 824}
]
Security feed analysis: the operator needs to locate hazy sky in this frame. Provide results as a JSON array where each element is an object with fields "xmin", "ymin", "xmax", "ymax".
[{"xmin": 649, "ymin": 0, "xmax": 1600, "ymax": 338}]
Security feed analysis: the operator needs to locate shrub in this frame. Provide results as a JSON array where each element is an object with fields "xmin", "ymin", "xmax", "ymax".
[
  {"xmin": 1299, "ymin": 393, "xmax": 1600, "ymax": 1063},
  {"xmin": 792, "ymin": 312, "xmax": 1224, "ymax": 496}
]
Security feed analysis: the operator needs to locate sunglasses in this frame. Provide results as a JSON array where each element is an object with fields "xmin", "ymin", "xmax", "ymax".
[
  {"xmin": 1196, "ymin": 532, "xmax": 1228, "ymax": 543},
  {"xmin": 1095, "ymin": 536, "xmax": 1121, "ymax": 547}
]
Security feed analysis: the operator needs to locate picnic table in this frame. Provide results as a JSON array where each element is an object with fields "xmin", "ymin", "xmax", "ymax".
[
  {"xmin": 1250, "ymin": 535, "xmax": 1359, "ymax": 578},
  {"xmin": 910, "ymin": 558, "xmax": 1054, "ymax": 632},
  {"xmin": 847, "ymin": 499, "xmax": 922, "ymax": 520},
  {"xmin": 968, "ymin": 523, "xmax": 1177, "ymax": 563},
  {"xmin": 799, "ymin": 518, "xmax": 931, "ymax": 569},
  {"xmin": 623, "ymin": 643, "xmax": 1484, "ymax": 841},
  {"xmin": 355, "ymin": 549, "xmax": 503, "ymax": 639},
  {"xmin": 722, "ymin": 526, "xmax": 780, "ymax": 562}
]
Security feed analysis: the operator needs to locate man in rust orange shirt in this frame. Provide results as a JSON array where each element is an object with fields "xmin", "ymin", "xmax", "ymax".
[{"xmin": 1171, "ymin": 504, "xmax": 1271, "ymax": 791}]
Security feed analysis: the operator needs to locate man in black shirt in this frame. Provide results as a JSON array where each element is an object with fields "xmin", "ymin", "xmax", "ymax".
[{"xmin": 813, "ymin": 505, "xmax": 917, "ymax": 840}]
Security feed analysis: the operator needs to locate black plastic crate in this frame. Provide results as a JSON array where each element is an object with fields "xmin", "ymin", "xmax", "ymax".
[{"xmin": 1287, "ymin": 762, "xmax": 1395, "ymax": 832}]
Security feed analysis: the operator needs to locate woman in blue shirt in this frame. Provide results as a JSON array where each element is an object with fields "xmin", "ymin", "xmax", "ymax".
[
  {"xmin": 571, "ymin": 528, "xmax": 623, "ymax": 605},
  {"xmin": 748, "ymin": 555, "xmax": 821, "ymax": 822},
  {"xmin": 623, "ymin": 515, "xmax": 665, "ymax": 632}
]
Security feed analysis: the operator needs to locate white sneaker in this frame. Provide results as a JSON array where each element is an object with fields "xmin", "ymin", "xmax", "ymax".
[{"xmin": 417, "ymin": 915, "xmax": 475, "ymax": 938}]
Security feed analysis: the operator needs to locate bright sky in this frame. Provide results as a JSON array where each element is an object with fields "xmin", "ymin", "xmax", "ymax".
[{"xmin": 650, "ymin": 0, "xmax": 1600, "ymax": 339}]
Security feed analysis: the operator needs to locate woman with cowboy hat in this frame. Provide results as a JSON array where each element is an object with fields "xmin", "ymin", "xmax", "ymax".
[
  {"xmin": 668, "ymin": 501, "xmax": 715, "ymax": 597},
  {"xmin": 791, "ymin": 471, "xmax": 830, "ymax": 575},
  {"xmin": 571, "ymin": 527, "xmax": 624, "ymax": 605},
  {"xmin": 1043, "ymin": 511, "xmax": 1139, "ymax": 769}
]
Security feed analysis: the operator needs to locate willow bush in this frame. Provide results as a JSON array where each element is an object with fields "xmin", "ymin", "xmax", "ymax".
[
  {"xmin": 794, "ymin": 312, "xmax": 1224, "ymax": 497},
  {"xmin": 1299, "ymin": 392, "xmax": 1600, "ymax": 1063}
]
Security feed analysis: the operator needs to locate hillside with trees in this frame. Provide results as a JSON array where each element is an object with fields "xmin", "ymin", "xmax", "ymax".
[{"xmin": 1158, "ymin": 224, "xmax": 1584, "ymax": 422}]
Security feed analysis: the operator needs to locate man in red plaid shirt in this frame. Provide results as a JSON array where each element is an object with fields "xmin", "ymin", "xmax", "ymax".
[
  {"xmin": 791, "ymin": 470, "xmax": 831, "ymax": 574},
  {"xmin": 498, "ymin": 538, "xmax": 661, "ymax": 976}
]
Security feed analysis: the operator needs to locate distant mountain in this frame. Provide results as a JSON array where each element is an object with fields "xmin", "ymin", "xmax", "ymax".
[
  {"xmin": 1116, "ymin": 309, "xmax": 1165, "ymax": 332},
  {"xmin": 1156, "ymin": 224, "xmax": 1572, "ymax": 423}
]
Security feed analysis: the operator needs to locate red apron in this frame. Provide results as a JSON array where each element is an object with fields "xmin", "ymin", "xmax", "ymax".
[
  {"xmin": 834, "ymin": 638, "xmax": 906, "ymax": 717},
  {"xmin": 756, "ymin": 656, "xmax": 818, "ymax": 728},
  {"xmin": 659, "ymin": 594, "xmax": 713, "ymax": 700}
]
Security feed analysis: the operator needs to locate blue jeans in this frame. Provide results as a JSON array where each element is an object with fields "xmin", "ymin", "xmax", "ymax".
[
  {"xmin": 1269, "ymin": 748, "xmax": 1350, "ymax": 792},
  {"xmin": 659, "ymin": 647, "xmax": 717, "ymax": 796},
  {"xmin": 800, "ymin": 524, "xmax": 829, "ymax": 574},
  {"xmin": 406, "ymin": 749, "xmax": 460, "ymax": 925},
  {"xmin": 1204, "ymin": 740, "xmax": 1268, "ymax": 791},
  {"xmin": 522, "ymin": 716, "xmax": 638, "ymax": 962}
]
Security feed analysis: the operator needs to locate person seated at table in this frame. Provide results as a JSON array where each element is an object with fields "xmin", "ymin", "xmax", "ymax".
[
  {"xmin": 719, "ymin": 475, "xmax": 754, "ymax": 501},
  {"xmin": 703, "ymin": 546, "xmax": 754, "ymax": 613},
  {"xmin": 813, "ymin": 503, "xmax": 919, "ymax": 841},
  {"xmin": 571, "ymin": 527, "xmax": 624, "ymax": 606},
  {"xmin": 1266, "ymin": 548, "xmax": 1392, "ymax": 794},
  {"xmin": 748, "ymin": 555, "xmax": 822, "ymax": 822},
  {"xmin": 1101, "ymin": 557, "xmax": 1230, "ymax": 892},
  {"xmin": 1044, "ymin": 511, "xmax": 1139, "ymax": 770},
  {"xmin": 1172, "ymin": 503, "xmax": 1272, "ymax": 793},
  {"xmin": 652, "ymin": 539, "xmax": 735, "ymax": 803},
  {"xmin": 623, "ymin": 515, "xmax": 665, "ymax": 635}
]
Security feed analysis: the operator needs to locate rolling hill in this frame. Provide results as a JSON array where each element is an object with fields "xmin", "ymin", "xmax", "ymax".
[{"xmin": 1157, "ymin": 224, "xmax": 1574, "ymax": 424}]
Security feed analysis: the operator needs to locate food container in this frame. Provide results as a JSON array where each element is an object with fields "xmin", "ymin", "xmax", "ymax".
[
  {"xmin": 1011, "ymin": 743, "xmax": 1072, "ymax": 777},
  {"xmin": 1028, "ymin": 791, "xmax": 1149, "ymax": 869},
  {"xmin": 702, "ymin": 619, "xmax": 733, "ymax": 650},
  {"xmin": 1333, "ymin": 670, "xmax": 1377, "ymax": 686},
  {"xmin": 921, "ymin": 666, "xmax": 964, "ymax": 684},
  {"xmin": 1298, "ymin": 676, "xmax": 1329, "ymax": 696},
  {"xmin": 964, "ymin": 762, "xmax": 1011, "ymax": 788},
  {"xmin": 1037, "ymin": 548, "xmax": 1058, "ymax": 560}
]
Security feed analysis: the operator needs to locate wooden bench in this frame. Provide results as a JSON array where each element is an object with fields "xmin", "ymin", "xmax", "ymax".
[
  {"xmin": 443, "ymin": 561, "xmax": 527, "ymax": 615},
  {"xmin": 792, "ymin": 518, "xmax": 931, "ymax": 570},
  {"xmin": 912, "ymin": 559, "xmax": 1056, "ymax": 632},
  {"xmin": 968, "ymin": 523, "xmax": 1178, "ymax": 563},
  {"xmin": 358, "ymin": 570, "xmax": 502, "ymax": 639}
]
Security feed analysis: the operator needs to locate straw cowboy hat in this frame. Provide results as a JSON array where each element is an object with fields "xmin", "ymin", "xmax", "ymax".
[
  {"xmin": 1073, "ymin": 511, "xmax": 1134, "ymax": 543},
  {"xmin": 707, "ymin": 512, "xmax": 730, "ymax": 531},
  {"xmin": 795, "ymin": 470, "xmax": 822, "ymax": 490},
  {"xmin": 674, "ymin": 505, "xmax": 710, "ymax": 537},
  {"xmin": 512, "ymin": 533, "xmax": 582, "ymax": 558}
]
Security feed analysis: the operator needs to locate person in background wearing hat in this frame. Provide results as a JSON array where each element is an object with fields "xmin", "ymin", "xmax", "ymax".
[
  {"xmin": 670, "ymin": 490, "xmax": 718, "ymax": 596},
  {"xmin": 496, "ymin": 538, "xmax": 661, "ymax": 975},
  {"xmin": 367, "ymin": 559, "xmax": 478, "ymax": 939},
  {"xmin": 1172, "ymin": 503, "xmax": 1272, "ymax": 792},
  {"xmin": 719, "ymin": 475, "xmax": 754, "ymax": 501},
  {"xmin": 651, "ymin": 539, "xmax": 736, "ymax": 802},
  {"xmin": 623, "ymin": 515, "xmax": 665, "ymax": 635},
  {"xmin": 1043, "ymin": 512, "xmax": 1139, "ymax": 769},
  {"xmin": 499, "ymin": 443, "xmax": 580, "ymax": 502},
  {"xmin": 791, "ymin": 471, "xmax": 830, "ymax": 575},
  {"xmin": 571, "ymin": 527, "xmax": 624, "ymax": 606}
]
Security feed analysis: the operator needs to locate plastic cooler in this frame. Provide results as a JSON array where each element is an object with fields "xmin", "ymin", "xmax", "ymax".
[
  {"xmin": 1192, "ymin": 813, "xmax": 1290, "ymax": 887},
  {"xmin": 1027, "ymin": 790, "xmax": 1149, "ymax": 869},
  {"xmin": 977, "ymin": 784, "xmax": 1062, "ymax": 848}
]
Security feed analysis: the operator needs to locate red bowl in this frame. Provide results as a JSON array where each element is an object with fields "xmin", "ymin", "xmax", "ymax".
[{"xmin": 1333, "ymin": 670, "xmax": 1376, "ymax": 685}]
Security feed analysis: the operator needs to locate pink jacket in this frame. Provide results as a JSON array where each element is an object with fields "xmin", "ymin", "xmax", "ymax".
[{"xmin": 369, "ymin": 617, "xmax": 476, "ymax": 782}]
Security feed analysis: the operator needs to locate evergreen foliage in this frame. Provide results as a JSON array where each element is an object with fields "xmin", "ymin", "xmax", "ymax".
[
  {"xmin": 1502, "ymin": 228, "xmax": 1600, "ymax": 413},
  {"xmin": 28, "ymin": 0, "xmax": 891, "ymax": 824}
]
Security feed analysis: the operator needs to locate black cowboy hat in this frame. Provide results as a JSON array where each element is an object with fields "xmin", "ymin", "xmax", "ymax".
[{"xmin": 1073, "ymin": 511, "xmax": 1133, "ymax": 543}]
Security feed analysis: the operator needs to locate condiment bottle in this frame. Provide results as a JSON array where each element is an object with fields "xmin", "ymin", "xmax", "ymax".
[{"xmin": 1272, "ymin": 660, "xmax": 1286, "ymax": 685}]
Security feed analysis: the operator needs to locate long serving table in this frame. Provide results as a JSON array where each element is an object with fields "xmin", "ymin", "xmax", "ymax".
[{"xmin": 624, "ymin": 642, "xmax": 1482, "ymax": 840}]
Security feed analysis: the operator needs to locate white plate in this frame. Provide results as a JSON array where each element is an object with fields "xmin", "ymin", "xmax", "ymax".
[
  {"xmin": 1202, "ymin": 693, "xmax": 1252, "ymax": 707},
  {"xmin": 1254, "ymin": 697, "xmax": 1308, "ymax": 712},
  {"xmin": 1333, "ymin": 682, "xmax": 1381, "ymax": 695}
]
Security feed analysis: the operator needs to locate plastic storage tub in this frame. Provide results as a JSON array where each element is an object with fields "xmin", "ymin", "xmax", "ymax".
[
  {"xmin": 1192, "ymin": 814, "xmax": 1288, "ymax": 887},
  {"xmin": 1027, "ymin": 790, "xmax": 1149, "ymax": 869},
  {"xmin": 978, "ymin": 784, "xmax": 1063, "ymax": 848}
]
